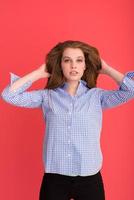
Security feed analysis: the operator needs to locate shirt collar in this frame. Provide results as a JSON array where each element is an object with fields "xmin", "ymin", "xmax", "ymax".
[{"xmin": 60, "ymin": 79, "xmax": 88, "ymax": 97}]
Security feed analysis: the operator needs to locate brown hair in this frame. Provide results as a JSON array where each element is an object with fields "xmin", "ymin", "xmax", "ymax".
[{"xmin": 45, "ymin": 40, "xmax": 102, "ymax": 89}]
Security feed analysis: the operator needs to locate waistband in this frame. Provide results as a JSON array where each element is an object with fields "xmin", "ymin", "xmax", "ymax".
[{"xmin": 44, "ymin": 171, "xmax": 102, "ymax": 182}]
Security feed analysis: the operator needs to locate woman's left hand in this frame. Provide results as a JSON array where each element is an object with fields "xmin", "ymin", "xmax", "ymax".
[{"xmin": 99, "ymin": 58, "xmax": 111, "ymax": 74}]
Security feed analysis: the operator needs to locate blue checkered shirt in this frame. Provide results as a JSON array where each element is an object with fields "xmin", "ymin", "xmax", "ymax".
[{"xmin": 1, "ymin": 71, "xmax": 134, "ymax": 176}]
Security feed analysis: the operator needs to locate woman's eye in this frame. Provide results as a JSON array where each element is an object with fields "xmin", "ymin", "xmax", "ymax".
[
  {"xmin": 77, "ymin": 59, "xmax": 83, "ymax": 62},
  {"xmin": 63, "ymin": 59, "xmax": 83, "ymax": 62}
]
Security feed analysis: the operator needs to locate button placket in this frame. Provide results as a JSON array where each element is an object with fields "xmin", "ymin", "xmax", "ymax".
[{"xmin": 66, "ymin": 99, "xmax": 74, "ymax": 159}]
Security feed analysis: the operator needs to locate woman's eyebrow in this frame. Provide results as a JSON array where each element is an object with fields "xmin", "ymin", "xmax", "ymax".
[{"xmin": 62, "ymin": 56, "xmax": 84, "ymax": 59}]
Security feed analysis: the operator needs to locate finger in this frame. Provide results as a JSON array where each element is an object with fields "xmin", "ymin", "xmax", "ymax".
[
  {"xmin": 101, "ymin": 59, "xmax": 107, "ymax": 66},
  {"xmin": 100, "ymin": 58, "xmax": 105, "ymax": 63}
]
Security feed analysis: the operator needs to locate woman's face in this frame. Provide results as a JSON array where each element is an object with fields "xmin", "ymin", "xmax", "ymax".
[{"xmin": 61, "ymin": 48, "xmax": 86, "ymax": 83}]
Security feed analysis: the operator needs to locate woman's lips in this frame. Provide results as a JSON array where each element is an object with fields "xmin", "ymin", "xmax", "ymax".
[{"xmin": 70, "ymin": 71, "xmax": 78, "ymax": 75}]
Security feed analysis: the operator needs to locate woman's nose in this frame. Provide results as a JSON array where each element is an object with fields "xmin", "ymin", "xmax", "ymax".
[{"xmin": 70, "ymin": 61, "xmax": 77, "ymax": 68}]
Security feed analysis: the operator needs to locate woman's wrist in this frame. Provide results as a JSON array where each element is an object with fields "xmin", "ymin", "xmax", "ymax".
[{"xmin": 35, "ymin": 69, "xmax": 44, "ymax": 80}]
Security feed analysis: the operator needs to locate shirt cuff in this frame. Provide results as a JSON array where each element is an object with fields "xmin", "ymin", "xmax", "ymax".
[
  {"xmin": 119, "ymin": 71, "xmax": 134, "ymax": 91},
  {"xmin": 3, "ymin": 72, "xmax": 33, "ymax": 97}
]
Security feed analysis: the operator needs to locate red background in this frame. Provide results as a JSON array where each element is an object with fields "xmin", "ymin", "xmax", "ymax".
[{"xmin": 0, "ymin": 0, "xmax": 134, "ymax": 199}]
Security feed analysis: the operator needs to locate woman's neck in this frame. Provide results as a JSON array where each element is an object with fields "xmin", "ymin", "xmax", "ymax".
[{"xmin": 66, "ymin": 80, "xmax": 80, "ymax": 96}]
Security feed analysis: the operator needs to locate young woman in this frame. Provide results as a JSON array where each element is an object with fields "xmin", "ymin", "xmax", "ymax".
[{"xmin": 1, "ymin": 40, "xmax": 134, "ymax": 200}]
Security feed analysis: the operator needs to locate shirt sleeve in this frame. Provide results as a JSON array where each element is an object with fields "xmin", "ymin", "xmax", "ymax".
[
  {"xmin": 99, "ymin": 71, "xmax": 134, "ymax": 110},
  {"xmin": 1, "ymin": 72, "xmax": 48, "ymax": 108}
]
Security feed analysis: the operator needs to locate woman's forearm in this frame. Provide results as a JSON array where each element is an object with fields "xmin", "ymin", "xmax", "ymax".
[
  {"xmin": 103, "ymin": 65, "xmax": 124, "ymax": 85},
  {"xmin": 9, "ymin": 63, "xmax": 51, "ymax": 92},
  {"xmin": 9, "ymin": 69, "xmax": 45, "ymax": 92},
  {"xmin": 100, "ymin": 59, "xmax": 124, "ymax": 85}
]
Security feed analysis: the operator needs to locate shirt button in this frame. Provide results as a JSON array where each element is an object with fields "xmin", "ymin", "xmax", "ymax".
[
  {"xmin": 68, "ymin": 153, "xmax": 71, "ymax": 157},
  {"xmin": 68, "ymin": 126, "xmax": 71, "ymax": 129},
  {"xmin": 68, "ymin": 140, "xmax": 71, "ymax": 144},
  {"xmin": 68, "ymin": 111, "xmax": 71, "ymax": 114}
]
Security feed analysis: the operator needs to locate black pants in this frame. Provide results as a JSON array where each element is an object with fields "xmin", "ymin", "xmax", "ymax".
[{"xmin": 39, "ymin": 171, "xmax": 105, "ymax": 200}]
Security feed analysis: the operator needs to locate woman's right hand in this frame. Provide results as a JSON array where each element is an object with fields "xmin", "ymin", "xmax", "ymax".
[{"xmin": 37, "ymin": 63, "xmax": 51, "ymax": 78}]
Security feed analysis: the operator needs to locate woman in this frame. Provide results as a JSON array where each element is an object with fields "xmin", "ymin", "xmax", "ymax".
[{"xmin": 1, "ymin": 40, "xmax": 134, "ymax": 200}]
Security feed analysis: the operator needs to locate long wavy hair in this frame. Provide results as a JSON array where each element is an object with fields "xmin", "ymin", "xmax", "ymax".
[{"xmin": 45, "ymin": 40, "xmax": 102, "ymax": 89}]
